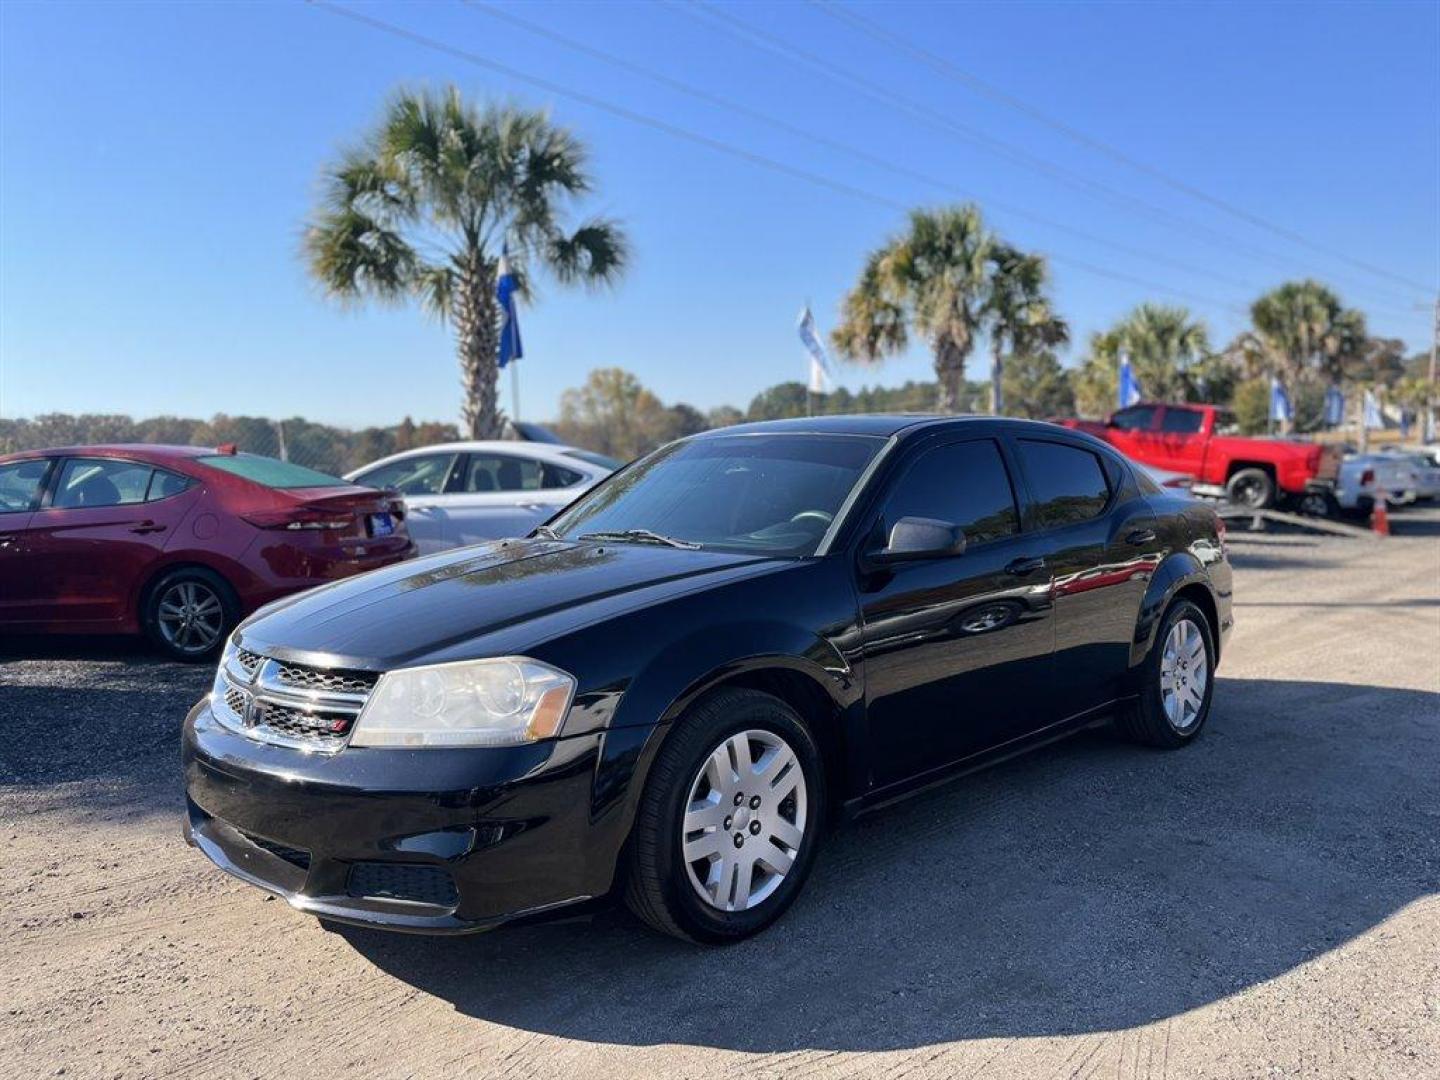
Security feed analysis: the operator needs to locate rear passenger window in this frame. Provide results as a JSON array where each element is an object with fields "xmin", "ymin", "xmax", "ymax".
[
  {"xmin": 882, "ymin": 439, "xmax": 1019, "ymax": 545},
  {"xmin": 1016, "ymin": 440, "xmax": 1111, "ymax": 528},
  {"xmin": 1160, "ymin": 409, "xmax": 1204, "ymax": 434},
  {"xmin": 52, "ymin": 459, "xmax": 152, "ymax": 509}
]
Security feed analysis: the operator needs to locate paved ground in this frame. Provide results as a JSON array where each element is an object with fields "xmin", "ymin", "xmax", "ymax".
[{"xmin": 2, "ymin": 508, "xmax": 1437, "ymax": 1080}]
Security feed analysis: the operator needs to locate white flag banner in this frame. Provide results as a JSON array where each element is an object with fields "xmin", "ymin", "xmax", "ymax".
[{"xmin": 797, "ymin": 305, "xmax": 831, "ymax": 393}]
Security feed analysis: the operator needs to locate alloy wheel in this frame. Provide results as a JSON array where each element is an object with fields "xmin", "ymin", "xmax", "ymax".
[
  {"xmin": 1159, "ymin": 617, "xmax": 1208, "ymax": 732},
  {"xmin": 681, "ymin": 729, "xmax": 808, "ymax": 913},
  {"xmin": 156, "ymin": 581, "xmax": 225, "ymax": 654}
]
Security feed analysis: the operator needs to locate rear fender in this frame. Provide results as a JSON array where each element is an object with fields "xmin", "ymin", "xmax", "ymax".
[{"xmin": 1129, "ymin": 551, "xmax": 1211, "ymax": 675}]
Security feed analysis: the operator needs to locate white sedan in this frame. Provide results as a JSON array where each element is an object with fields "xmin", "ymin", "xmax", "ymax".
[{"xmin": 346, "ymin": 441, "xmax": 619, "ymax": 553}]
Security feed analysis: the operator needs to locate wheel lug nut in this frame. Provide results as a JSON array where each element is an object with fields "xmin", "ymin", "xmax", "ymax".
[
  {"xmin": 734, "ymin": 793, "xmax": 744, "ymax": 806},
  {"xmin": 733, "ymin": 833, "xmax": 744, "ymax": 848},
  {"xmin": 749, "ymin": 820, "xmax": 761, "ymax": 835},
  {"xmin": 723, "ymin": 816, "xmax": 732, "ymax": 829},
  {"xmin": 749, "ymin": 796, "xmax": 761, "ymax": 809}
]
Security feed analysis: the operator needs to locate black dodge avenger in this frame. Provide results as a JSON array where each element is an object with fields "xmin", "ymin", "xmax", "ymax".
[{"xmin": 182, "ymin": 416, "xmax": 1232, "ymax": 942}]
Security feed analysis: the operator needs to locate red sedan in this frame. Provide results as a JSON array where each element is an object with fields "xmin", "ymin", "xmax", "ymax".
[{"xmin": 0, "ymin": 444, "xmax": 415, "ymax": 660}]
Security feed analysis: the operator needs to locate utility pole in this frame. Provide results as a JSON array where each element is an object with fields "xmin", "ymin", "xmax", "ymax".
[{"xmin": 1429, "ymin": 292, "xmax": 1438, "ymax": 443}]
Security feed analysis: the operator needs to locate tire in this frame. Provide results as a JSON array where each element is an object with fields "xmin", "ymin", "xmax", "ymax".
[
  {"xmin": 1226, "ymin": 467, "xmax": 1275, "ymax": 509},
  {"xmin": 624, "ymin": 688, "xmax": 826, "ymax": 943},
  {"xmin": 142, "ymin": 566, "xmax": 239, "ymax": 662},
  {"xmin": 1297, "ymin": 490, "xmax": 1335, "ymax": 518},
  {"xmin": 1116, "ymin": 599, "xmax": 1216, "ymax": 749}
]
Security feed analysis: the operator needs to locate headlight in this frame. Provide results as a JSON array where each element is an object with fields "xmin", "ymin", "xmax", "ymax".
[{"xmin": 349, "ymin": 657, "xmax": 576, "ymax": 748}]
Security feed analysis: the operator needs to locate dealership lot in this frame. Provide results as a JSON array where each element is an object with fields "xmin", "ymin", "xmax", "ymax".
[{"xmin": 2, "ymin": 511, "xmax": 1437, "ymax": 1080}]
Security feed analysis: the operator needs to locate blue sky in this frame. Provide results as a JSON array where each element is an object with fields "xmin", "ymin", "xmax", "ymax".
[{"xmin": 2, "ymin": 0, "xmax": 1435, "ymax": 428}]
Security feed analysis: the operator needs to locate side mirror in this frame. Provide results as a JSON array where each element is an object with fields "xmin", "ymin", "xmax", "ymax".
[{"xmin": 871, "ymin": 517, "xmax": 967, "ymax": 564}]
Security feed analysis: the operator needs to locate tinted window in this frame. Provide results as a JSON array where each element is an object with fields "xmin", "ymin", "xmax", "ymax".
[
  {"xmin": 462, "ymin": 455, "xmax": 581, "ymax": 492},
  {"xmin": 355, "ymin": 453, "xmax": 457, "ymax": 496},
  {"xmin": 550, "ymin": 434, "xmax": 885, "ymax": 556},
  {"xmin": 198, "ymin": 454, "xmax": 345, "ymax": 489},
  {"xmin": 1112, "ymin": 406, "xmax": 1157, "ymax": 431},
  {"xmin": 0, "ymin": 459, "xmax": 49, "ymax": 513},
  {"xmin": 53, "ymin": 458, "xmax": 152, "ymax": 509},
  {"xmin": 146, "ymin": 469, "xmax": 191, "ymax": 501},
  {"xmin": 1017, "ymin": 440, "xmax": 1111, "ymax": 528},
  {"xmin": 563, "ymin": 449, "xmax": 623, "ymax": 470},
  {"xmin": 1160, "ymin": 408, "xmax": 1204, "ymax": 434},
  {"xmin": 881, "ymin": 439, "xmax": 1018, "ymax": 545}
]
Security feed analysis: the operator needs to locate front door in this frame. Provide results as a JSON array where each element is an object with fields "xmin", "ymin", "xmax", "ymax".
[
  {"xmin": 857, "ymin": 437, "xmax": 1056, "ymax": 788},
  {"xmin": 0, "ymin": 457, "xmax": 52, "ymax": 624}
]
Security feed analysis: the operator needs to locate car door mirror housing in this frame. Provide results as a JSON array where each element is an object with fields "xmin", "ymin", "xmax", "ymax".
[{"xmin": 873, "ymin": 517, "xmax": 967, "ymax": 564}]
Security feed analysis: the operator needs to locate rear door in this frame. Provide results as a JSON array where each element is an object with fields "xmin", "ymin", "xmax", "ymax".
[
  {"xmin": 25, "ymin": 457, "xmax": 200, "ymax": 627},
  {"xmin": 1010, "ymin": 436, "xmax": 1158, "ymax": 718},
  {"xmin": 857, "ymin": 436, "xmax": 1056, "ymax": 786},
  {"xmin": 0, "ymin": 457, "xmax": 54, "ymax": 623},
  {"xmin": 443, "ymin": 452, "xmax": 588, "ymax": 546}
]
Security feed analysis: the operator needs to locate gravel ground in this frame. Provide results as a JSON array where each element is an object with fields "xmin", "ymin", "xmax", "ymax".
[{"xmin": 2, "ymin": 508, "xmax": 1437, "ymax": 1080}]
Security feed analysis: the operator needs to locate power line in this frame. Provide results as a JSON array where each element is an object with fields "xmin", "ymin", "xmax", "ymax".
[
  {"xmin": 811, "ymin": 0, "xmax": 1435, "ymax": 298},
  {"xmin": 679, "ymin": 0, "xmax": 1427, "ymax": 315},
  {"xmin": 462, "ymin": 0, "xmax": 1259, "ymax": 300},
  {"xmin": 303, "ymin": 0, "xmax": 1252, "ymax": 314}
]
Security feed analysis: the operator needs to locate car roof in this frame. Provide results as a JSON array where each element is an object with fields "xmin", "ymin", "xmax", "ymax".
[
  {"xmin": 690, "ymin": 414, "xmax": 1084, "ymax": 441},
  {"xmin": 0, "ymin": 443, "xmax": 215, "ymax": 463},
  {"xmin": 346, "ymin": 440, "xmax": 601, "ymax": 473}
]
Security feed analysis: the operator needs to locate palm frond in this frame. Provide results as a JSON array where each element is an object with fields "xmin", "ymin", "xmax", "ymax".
[{"xmin": 545, "ymin": 218, "xmax": 628, "ymax": 289}]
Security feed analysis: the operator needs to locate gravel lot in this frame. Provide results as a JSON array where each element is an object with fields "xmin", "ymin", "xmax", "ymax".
[{"xmin": 3, "ymin": 508, "xmax": 1437, "ymax": 1080}]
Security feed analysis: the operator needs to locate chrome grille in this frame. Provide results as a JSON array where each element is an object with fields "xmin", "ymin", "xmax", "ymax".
[{"xmin": 216, "ymin": 645, "xmax": 374, "ymax": 753}]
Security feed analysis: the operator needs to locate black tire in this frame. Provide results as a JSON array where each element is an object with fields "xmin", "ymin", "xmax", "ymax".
[
  {"xmin": 1296, "ymin": 490, "xmax": 1336, "ymax": 518},
  {"xmin": 1226, "ymin": 467, "xmax": 1275, "ymax": 509},
  {"xmin": 1116, "ymin": 599, "xmax": 1216, "ymax": 749},
  {"xmin": 624, "ymin": 688, "xmax": 826, "ymax": 943},
  {"xmin": 142, "ymin": 566, "xmax": 239, "ymax": 662}
]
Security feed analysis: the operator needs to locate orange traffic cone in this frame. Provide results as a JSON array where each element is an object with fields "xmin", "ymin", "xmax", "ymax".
[{"xmin": 1371, "ymin": 494, "xmax": 1390, "ymax": 536}]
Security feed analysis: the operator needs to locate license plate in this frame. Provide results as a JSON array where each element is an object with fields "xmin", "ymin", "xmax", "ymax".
[{"xmin": 367, "ymin": 512, "xmax": 395, "ymax": 538}]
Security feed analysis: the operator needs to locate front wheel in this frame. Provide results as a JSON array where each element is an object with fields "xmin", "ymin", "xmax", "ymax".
[
  {"xmin": 1117, "ymin": 599, "xmax": 1216, "ymax": 749},
  {"xmin": 624, "ymin": 688, "xmax": 825, "ymax": 943}
]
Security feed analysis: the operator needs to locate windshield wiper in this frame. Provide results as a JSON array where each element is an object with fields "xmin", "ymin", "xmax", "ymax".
[
  {"xmin": 578, "ymin": 529, "xmax": 701, "ymax": 550},
  {"xmin": 530, "ymin": 524, "xmax": 561, "ymax": 540}
]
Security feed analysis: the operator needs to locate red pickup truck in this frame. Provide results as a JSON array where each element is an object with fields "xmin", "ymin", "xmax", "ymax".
[{"xmin": 1058, "ymin": 402, "xmax": 1342, "ymax": 510}]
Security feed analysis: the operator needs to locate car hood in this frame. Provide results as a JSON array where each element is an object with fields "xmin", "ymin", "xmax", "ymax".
[{"xmin": 235, "ymin": 538, "xmax": 782, "ymax": 669}]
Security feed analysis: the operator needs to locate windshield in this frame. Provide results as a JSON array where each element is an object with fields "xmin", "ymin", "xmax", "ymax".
[
  {"xmin": 548, "ymin": 433, "xmax": 886, "ymax": 556},
  {"xmin": 198, "ymin": 454, "xmax": 347, "ymax": 489}
]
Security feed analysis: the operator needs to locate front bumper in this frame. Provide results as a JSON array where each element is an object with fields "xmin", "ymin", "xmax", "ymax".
[{"xmin": 181, "ymin": 697, "xmax": 619, "ymax": 933}]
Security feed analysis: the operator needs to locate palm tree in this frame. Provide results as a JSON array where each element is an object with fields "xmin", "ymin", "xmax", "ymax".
[
  {"xmin": 984, "ymin": 244, "xmax": 1068, "ymax": 414},
  {"xmin": 1108, "ymin": 303, "xmax": 1211, "ymax": 402},
  {"xmin": 831, "ymin": 206, "xmax": 994, "ymax": 412},
  {"xmin": 305, "ymin": 88, "xmax": 628, "ymax": 438},
  {"xmin": 1248, "ymin": 280, "xmax": 1366, "ymax": 383}
]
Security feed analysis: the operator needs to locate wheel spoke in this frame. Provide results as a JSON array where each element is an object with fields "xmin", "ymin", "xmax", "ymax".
[
  {"xmin": 683, "ymin": 829, "xmax": 724, "ymax": 864},
  {"xmin": 730, "ymin": 854, "xmax": 754, "ymax": 910},
  {"xmin": 725, "ymin": 733, "xmax": 753, "ymax": 778},
  {"xmin": 755, "ymin": 743, "xmax": 797, "ymax": 792},
  {"xmin": 769, "ymin": 816, "xmax": 803, "ymax": 851},
  {"xmin": 683, "ymin": 800, "xmax": 727, "ymax": 835}
]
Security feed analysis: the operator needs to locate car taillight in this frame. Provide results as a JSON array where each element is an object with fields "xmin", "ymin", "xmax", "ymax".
[
  {"xmin": 1361, "ymin": 469, "xmax": 1375, "ymax": 486},
  {"xmin": 243, "ymin": 510, "xmax": 354, "ymax": 531}
]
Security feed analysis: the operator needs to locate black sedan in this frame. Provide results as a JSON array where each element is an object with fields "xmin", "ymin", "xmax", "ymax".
[{"xmin": 182, "ymin": 415, "xmax": 1233, "ymax": 942}]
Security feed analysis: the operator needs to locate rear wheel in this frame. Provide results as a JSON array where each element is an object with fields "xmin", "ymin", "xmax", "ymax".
[
  {"xmin": 1226, "ymin": 467, "xmax": 1275, "ymax": 509},
  {"xmin": 143, "ymin": 567, "xmax": 238, "ymax": 662},
  {"xmin": 624, "ymin": 688, "xmax": 825, "ymax": 943},
  {"xmin": 1117, "ymin": 599, "xmax": 1215, "ymax": 749}
]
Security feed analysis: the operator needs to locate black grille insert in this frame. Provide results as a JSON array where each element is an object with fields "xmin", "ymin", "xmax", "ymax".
[
  {"xmin": 274, "ymin": 663, "xmax": 379, "ymax": 696},
  {"xmin": 234, "ymin": 649, "xmax": 263, "ymax": 678},
  {"xmin": 252, "ymin": 701, "xmax": 353, "ymax": 742},
  {"xmin": 346, "ymin": 863, "xmax": 459, "ymax": 908},
  {"xmin": 242, "ymin": 831, "xmax": 311, "ymax": 871}
]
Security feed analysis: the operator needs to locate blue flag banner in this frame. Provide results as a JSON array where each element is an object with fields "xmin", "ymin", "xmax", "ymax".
[
  {"xmin": 497, "ymin": 250, "xmax": 523, "ymax": 370},
  {"xmin": 797, "ymin": 305, "xmax": 831, "ymax": 393},
  {"xmin": 1269, "ymin": 376, "xmax": 1293, "ymax": 424},
  {"xmin": 1323, "ymin": 384, "xmax": 1345, "ymax": 427},
  {"xmin": 1118, "ymin": 355, "xmax": 1142, "ymax": 407},
  {"xmin": 1363, "ymin": 389, "xmax": 1383, "ymax": 430}
]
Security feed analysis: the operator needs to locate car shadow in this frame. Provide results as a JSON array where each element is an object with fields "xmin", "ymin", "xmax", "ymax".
[{"xmin": 341, "ymin": 677, "xmax": 1439, "ymax": 1052}]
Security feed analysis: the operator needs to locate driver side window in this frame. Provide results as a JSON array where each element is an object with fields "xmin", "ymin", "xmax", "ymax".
[
  {"xmin": 882, "ymin": 440, "xmax": 1019, "ymax": 546},
  {"xmin": 1112, "ymin": 405, "xmax": 1158, "ymax": 431}
]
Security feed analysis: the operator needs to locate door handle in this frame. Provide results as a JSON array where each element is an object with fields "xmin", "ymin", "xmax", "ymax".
[
  {"xmin": 1005, "ymin": 556, "xmax": 1046, "ymax": 576},
  {"xmin": 1125, "ymin": 528, "xmax": 1157, "ymax": 545},
  {"xmin": 129, "ymin": 521, "xmax": 167, "ymax": 535}
]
